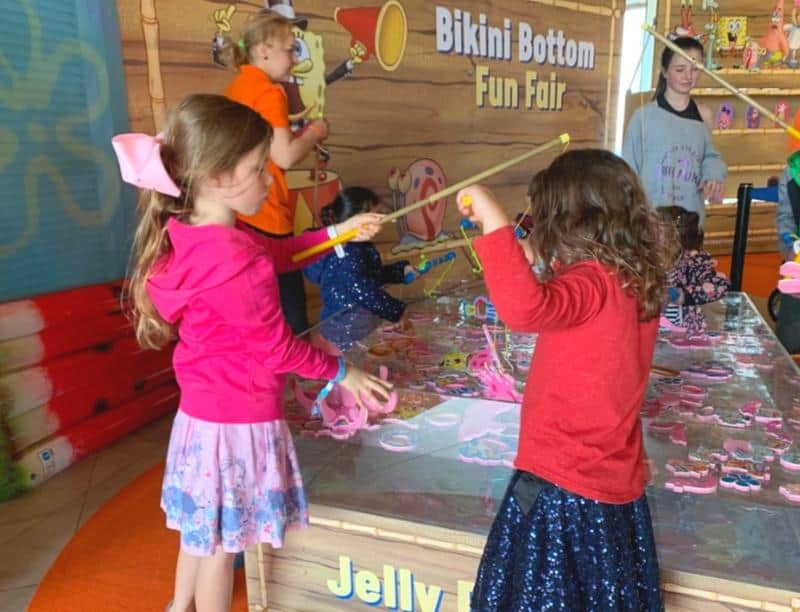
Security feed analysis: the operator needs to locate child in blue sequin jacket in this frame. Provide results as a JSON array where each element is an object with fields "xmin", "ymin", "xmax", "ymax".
[{"xmin": 304, "ymin": 187, "xmax": 413, "ymax": 323}]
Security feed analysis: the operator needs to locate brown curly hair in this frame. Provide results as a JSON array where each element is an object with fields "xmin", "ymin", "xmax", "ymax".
[{"xmin": 527, "ymin": 149, "xmax": 676, "ymax": 321}]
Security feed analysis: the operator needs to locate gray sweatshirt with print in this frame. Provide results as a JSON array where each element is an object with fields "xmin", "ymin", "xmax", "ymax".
[{"xmin": 622, "ymin": 101, "xmax": 727, "ymax": 226}]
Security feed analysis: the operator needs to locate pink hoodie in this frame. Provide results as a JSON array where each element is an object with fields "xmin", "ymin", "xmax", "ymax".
[{"xmin": 147, "ymin": 218, "xmax": 339, "ymax": 424}]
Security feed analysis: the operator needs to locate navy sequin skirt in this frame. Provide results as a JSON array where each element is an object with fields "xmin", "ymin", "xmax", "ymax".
[{"xmin": 472, "ymin": 470, "xmax": 663, "ymax": 611}]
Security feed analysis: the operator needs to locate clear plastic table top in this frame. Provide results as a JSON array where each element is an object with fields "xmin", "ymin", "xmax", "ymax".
[{"xmin": 286, "ymin": 284, "xmax": 800, "ymax": 595}]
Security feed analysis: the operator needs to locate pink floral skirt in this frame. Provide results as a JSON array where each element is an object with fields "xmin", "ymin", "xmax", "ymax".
[{"xmin": 160, "ymin": 410, "xmax": 309, "ymax": 556}]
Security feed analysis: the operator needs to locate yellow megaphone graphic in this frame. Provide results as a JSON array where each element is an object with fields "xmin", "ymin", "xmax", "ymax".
[{"xmin": 334, "ymin": 0, "xmax": 407, "ymax": 71}]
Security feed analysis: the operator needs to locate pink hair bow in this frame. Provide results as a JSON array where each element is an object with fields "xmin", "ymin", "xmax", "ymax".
[{"xmin": 111, "ymin": 133, "xmax": 181, "ymax": 197}]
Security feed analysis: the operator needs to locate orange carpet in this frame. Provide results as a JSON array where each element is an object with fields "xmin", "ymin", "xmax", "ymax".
[
  {"xmin": 715, "ymin": 252, "xmax": 782, "ymax": 298},
  {"xmin": 28, "ymin": 462, "xmax": 248, "ymax": 612}
]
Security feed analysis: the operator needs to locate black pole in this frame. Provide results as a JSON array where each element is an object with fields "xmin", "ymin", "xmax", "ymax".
[{"xmin": 730, "ymin": 183, "xmax": 752, "ymax": 292}]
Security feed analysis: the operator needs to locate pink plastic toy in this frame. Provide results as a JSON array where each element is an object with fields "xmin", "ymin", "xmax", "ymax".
[
  {"xmin": 292, "ymin": 366, "xmax": 398, "ymax": 439},
  {"xmin": 665, "ymin": 472, "xmax": 719, "ymax": 494},
  {"xmin": 379, "ymin": 428, "xmax": 419, "ymax": 452},
  {"xmin": 738, "ymin": 400, "xmax": 762, "ymax": 418},
  {"xmin": 780, "ymin": 451, "xmax": 800, "ymax": 471},
  {"xmin": 458, "ymin": 435, "xmax": 513, "ymax": 466},
  {"xmin": 458, "ymin": 405, "xmax": 517, "ymax": 442},
  {"xmin": 689, "ymin": 446, "xmax": 729, "ymax": 462},
  {"xmin": 715, "ymin": 103, "xmax": 734, "ymax": 129},
  {"xmin": 640, "ymin": 399, "xmax": 661, "ymax": 418},
  {"xmin": 423, "ymin": 411, "xmax": 460, "ymax": 428},
  {"xmin": 659, "ymin": 316, "xmax": 686, "ymax": 333},
  {"xmin": 648, "ymin": 419, "xmax": 682, "ymax": 433},
  {"xmin": 779, "ymin": 483, "xmax": 800, "ymax": 503},
  {"xmin": 666, "ymin": 459, "xmax": 712, "ymax": 478},
  {"xmin": 745, "ymin": 105, "xmax": 761, "ymax": 128},
  {"xmin": 473, "ymin": 367, "xmax": 523, "ymax": 402},
  {"xmin": 721, "ymin": 458, "xmax": 771, "ymax": 481},
  {"xmin": 755, "ymin": 408, "xmax": 783, "ymax": 425},
  {"xmin": 723, "ymin": 438, "xmax": 753, "ymax": 455},
  {"xmin": 647, "ymin": 420, "xmax": 687, "ymax": 445},
  {"xmin": 679, "ymin": 384, "xmax": 707, "ymax": 399},
  {"xmin": 715, "ymin": 411, "xmax": 751, "ymax": 428},
  {"xmin": 695, "ymin": 406, "xmax": 717, "ymax": 423},
  {"xmin": 766, "ymin": 437, "xmax": 792, "ymax": 455},
  {"xmin": 765, "ymin": 422, "xmax": 792, "ymax": 442},
  {"xmin": 671, "ymin": 422, "xmax": 688, "ymax": 446},
  {"xmin": 669, "ymin": 336, "xmax": 713, "ymax": 349},
  {"xmin": 774, "ymin": 101, "xmax": 790, "ymax": 127}
]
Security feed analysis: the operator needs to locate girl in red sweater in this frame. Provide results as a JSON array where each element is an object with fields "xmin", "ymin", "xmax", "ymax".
[{"xmin": 457, "ymin": 149, "xmax": 672, "ymax": 611}]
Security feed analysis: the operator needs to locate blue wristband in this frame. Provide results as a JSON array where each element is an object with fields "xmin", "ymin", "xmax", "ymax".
[
  {"xmin": 310, "ymin": 357, "xmax": 346, "ymax": 417},
  {"xmin": 668, "ymin": 287, "xmax": 680, "ymax": 302},
  {"xmin": 327, "ymin": 225, "xmax": 346, "ymax": 258},
  {"xmin": 333, "ymin": 356, "xmax": 346, "ymax": 383}
]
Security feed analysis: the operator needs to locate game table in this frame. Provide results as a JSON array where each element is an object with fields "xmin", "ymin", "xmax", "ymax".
[{"xmin": 245, "ymin": 286, "xmax": 800, "ymax": 612}]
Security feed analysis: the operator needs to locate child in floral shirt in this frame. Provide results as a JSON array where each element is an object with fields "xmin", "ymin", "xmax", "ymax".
[{"xmin": 659, "ymin": 206, "xmax": 730, "ymax": 335}]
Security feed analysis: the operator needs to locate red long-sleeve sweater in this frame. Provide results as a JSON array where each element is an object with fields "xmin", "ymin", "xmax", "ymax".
[{"xmin": 475, "ymin": 226, "xmax": 658, "ymax": 504}]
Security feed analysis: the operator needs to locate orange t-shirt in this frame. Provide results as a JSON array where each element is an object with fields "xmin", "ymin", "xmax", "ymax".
[{"xmin": 225, "ymin": 65, "xmax": 292, "ymax": 235}]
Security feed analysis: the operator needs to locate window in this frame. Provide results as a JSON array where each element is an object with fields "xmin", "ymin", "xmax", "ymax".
[{"xmin": 614, "ymin": 0, "xmax": 657, "ymax": 153}]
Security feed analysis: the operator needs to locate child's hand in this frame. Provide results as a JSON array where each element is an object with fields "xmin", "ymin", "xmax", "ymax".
[
  {"xmin": 337, "ymin": 213, "xmax": 384, "ymax": 241},
  {"xmin": 338, "ymin": 365, "xmax": 394, "ymax": 411},
  {"xmin": 666, "ymin": 287, "xmax": 685, "ymax": 305},
  {"xmin": 700, "ymin": 179, "xmax": 724, "ymax": 203},
  {"xmin": 308, "ymin": 118, "xmax": 329, "ymax": 142},
  {"xmin": 403, "ymin": 265, "xmax": 418, "ymax": 284},
  {"xmin": 456, "ymin": 185, "xmax": 510, "ymax": 234}
]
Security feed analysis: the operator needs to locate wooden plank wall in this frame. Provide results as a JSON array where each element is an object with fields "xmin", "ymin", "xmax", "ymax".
[
  {"xmin": 656, "ymin": 0, "xmax": 798, "ymax": 194},
  {"xmin": 118, "ymin": 0, "xmax": 623, "ymax": 309}
]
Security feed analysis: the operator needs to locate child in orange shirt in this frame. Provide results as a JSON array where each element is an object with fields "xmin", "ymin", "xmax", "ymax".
[{"xmin": 223, "ymin": 13, "xmax": 327, "ymax": 333}]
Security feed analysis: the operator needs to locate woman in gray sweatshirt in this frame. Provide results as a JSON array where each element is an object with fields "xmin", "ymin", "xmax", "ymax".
[{"xmin": 622, "ymin": 37, "xmax": 727, "ymax": 227}]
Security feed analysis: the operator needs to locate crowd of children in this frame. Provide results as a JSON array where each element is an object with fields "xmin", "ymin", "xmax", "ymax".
[{"xmin": 109, "ymin": 11, "xmax": 745, "ymax": 609}]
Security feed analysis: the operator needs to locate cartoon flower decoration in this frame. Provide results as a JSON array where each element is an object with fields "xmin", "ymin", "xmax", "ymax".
[{"xmin": 0, "ymin": 0, "xmax": 120, "ymax": 259}]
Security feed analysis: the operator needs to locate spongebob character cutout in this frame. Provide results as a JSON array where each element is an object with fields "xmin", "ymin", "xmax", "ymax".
[
  {"xmin": 212, "ymin": 4, "xmax": 236, "ymax": 68},
  {"xmin": 287, "ymin": 0, "xmax": 410, "ymax": 126},
  {"xmin": 287, "ymin": 27, "xmax": 367, "ymax": 124},
  {"xmin": 716, "ymin": 16, "xmax": 747, "ymax": 55},
  {"xmin": 208, "ymin": 2, "xmax": 407, "ymax": 126},
  {"xmin": 286, "ymin": 27, "xmax": 327, "ymax": 122}
]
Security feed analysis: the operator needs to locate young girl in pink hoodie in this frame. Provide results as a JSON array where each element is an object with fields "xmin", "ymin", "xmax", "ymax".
[{"xmin": 112, "ymin": 94, "xmax": 392, "ymax": 612}]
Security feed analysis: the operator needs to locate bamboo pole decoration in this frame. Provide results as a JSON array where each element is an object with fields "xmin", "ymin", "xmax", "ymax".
[
  {"xmin": 140, "ymin": 0, "xmax": 167, "ymax": 132},
  {"xmin": 292, "ymin": 133, "xmax": 570, "ymax": 262},
  {"xmin": 603, "ymin": 0, "xmax": 619, "ymax": 149},
  {"xmin": 642, "ymin": 24, "xmax": 800, "ymax": 141}
]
